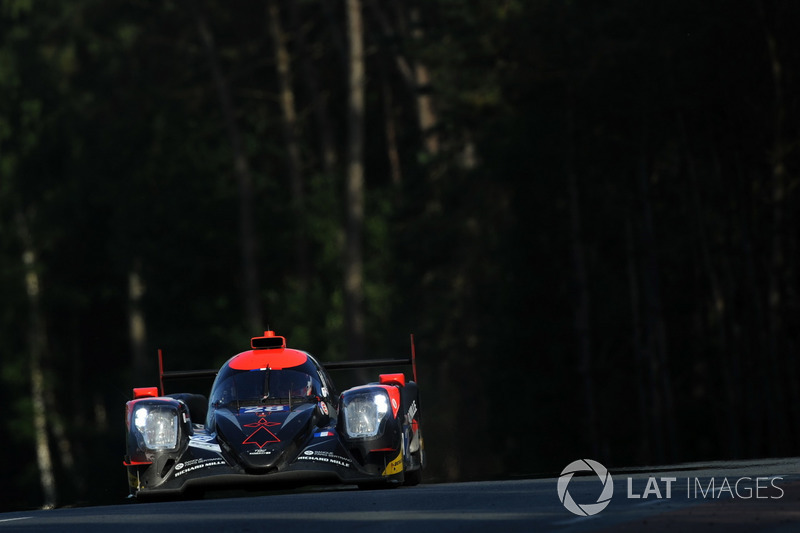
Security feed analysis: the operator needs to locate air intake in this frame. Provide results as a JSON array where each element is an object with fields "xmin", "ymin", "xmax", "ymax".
[{"xmin": 251, "ymin": 331, "xmax": 286, "ymax": 350}]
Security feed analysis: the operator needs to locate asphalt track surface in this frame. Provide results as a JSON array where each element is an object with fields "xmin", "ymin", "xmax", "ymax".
[{"xmin": 1, "ymin": 458, "xmax": 799, "ymax": 532}]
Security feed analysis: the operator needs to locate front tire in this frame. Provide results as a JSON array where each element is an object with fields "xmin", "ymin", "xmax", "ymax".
[{"xmin": 403, "ymin": 466, "xmax": 422, "ymax": 486}]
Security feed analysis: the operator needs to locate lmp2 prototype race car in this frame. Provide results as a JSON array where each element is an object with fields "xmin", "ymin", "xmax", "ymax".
[{"xmin": 124, "ymin": 331, "xmax": 424, "ymax": 499}]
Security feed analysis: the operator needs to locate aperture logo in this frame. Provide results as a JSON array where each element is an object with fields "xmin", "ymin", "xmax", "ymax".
[
  {"xmin": 557, "ymin": 460, "xmax": 785, "ymax": 517},
  {"xmin": 557, "ymin": 459, "xmax": 614, "ymax": 516}
]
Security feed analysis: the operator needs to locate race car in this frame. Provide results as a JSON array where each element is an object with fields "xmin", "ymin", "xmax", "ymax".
[{"xmin": 123, "ymin": 330, "xmax": 424, "ymax": 499}]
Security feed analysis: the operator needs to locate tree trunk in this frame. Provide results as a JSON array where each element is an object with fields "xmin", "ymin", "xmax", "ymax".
[
  {"xmin": 680, "ymin": 117, "xmax": 741, "ymax": 458},
  {"xmin": 734, "ymin": 153, "xmax": 767, "ymax": 456},
  {"xmin": 381, "ymin": 64, "xmax": 403, "ymax": 186},
  {"xmin": 759, "ymin": 0, "xmax": 791, "ymax": 453},
  {"xmin": 637, "ymin": 154, "xmax": 676, "ymax": 463},
  {"xmin": 565, "ymin": 104, "xmax": 598, "ymax": 459},
  {"xmin": 129, "ymin": 259, "xmax": 148, "ymax": 384},
  {"xmin": 408, "ymin": 7, "xmax": 438, "ymax": 157},
  {"xmin": 191, "ymin": 2, "xmax": 263, "ymax": 332},
  {"xmin": 287, "ymin": 0, "xmax": 338, "ymax": 176},
  {"xmin": 626, "ymin": 215, "xmax": 651, "ymax": 463},
  {"xmin": 344, "ymin": 0, "xmax": 366, "ymax": 360},
  {"xmin": 16, "ymin": 208, "xmax": 57, "ymax": 509},
  {"xmin": 44, "ymin": 386, "xmax": 82, "ymax": 496},
  {"xmin": 268, "ymin": 0, "xmax": 309, "ymax": 285},
  {"xmin": 368, "ymin": 1, "xmax": 438, "ymax": 158}
]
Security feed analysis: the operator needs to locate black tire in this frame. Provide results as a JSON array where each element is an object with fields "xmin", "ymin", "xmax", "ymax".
[
  {"xmin": 403, "ymin": 466, "xmax": 422, "ymax": 486},
  {"xmin": 403, "ymin": 427, "xmax": 424, "ymax": 486}
]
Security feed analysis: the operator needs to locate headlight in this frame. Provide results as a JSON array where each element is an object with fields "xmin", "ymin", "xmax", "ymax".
[
  {"xmin": 343, "ymin": 392, "xmax": 389, "ymax": 438},
  {"xmin": 134, "ymin": 405, "xmax": 178, "ymax": 449}
]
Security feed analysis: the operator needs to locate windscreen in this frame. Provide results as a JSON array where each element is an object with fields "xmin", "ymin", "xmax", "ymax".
[{"xmin": 209, "ymin": 368, "xmax": 321, "ymax": 410}]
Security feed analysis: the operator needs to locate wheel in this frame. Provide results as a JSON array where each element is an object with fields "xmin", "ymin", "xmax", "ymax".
[
  {"xmin": 403, "ymin": 427, "xmax": 424, "ymax": 486},
  {"xmin": 403, "ymin": 466, "xmax": 422, "ymax": 486}
]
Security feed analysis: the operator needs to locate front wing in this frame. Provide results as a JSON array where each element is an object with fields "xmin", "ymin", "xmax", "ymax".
[{"xmin": 125, "ymin": 426, "xmax": 406, "ymax": 498}]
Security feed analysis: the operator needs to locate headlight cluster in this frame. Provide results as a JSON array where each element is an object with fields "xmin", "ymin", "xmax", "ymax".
[
  {"xmin": 343, "ymin": 391, "xmax": 389, "ymax": 438},
  {"xmin": 134, "ymin": 405, "xmax": 179, "ymax": 449}
]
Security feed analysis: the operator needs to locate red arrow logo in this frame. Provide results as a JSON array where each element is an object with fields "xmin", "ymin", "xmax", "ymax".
[{"xmin": 242, "ymin": 416, "xmax": 281, "ymax": 448}]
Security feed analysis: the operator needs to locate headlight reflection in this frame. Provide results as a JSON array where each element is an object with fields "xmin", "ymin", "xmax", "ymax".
[
  {"xmin": 134, "ymin": 405, "xmax": 178, "ymax": 449},
  {"xmin": 344, "ymin": 392, "xmax": 390, "ymax": 438}
]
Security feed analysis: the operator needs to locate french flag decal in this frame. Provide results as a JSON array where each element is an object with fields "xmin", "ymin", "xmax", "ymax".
[{"xmin": 314, "ymin": 431, "xmax": 335, "ymax": 437}]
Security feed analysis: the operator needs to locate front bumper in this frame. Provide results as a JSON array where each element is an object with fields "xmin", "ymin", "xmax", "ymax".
[{"xmin": 125, "ymin": 431, "xmax": 406, "ymax": 498}]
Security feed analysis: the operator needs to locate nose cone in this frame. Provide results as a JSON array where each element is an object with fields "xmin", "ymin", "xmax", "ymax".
[{"xmin": 216, "ymin": 404, "xmax": 316, "ymax": 471}]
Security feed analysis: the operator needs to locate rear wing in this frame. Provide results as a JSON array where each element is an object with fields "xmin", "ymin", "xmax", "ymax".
[
  {"xmin": 158, "ymin": 350, "xmax": 217, "ymax": 395},
  {"xmin": 325, "ymin": 334, "xmax": 418, "ymax": 383},
  {"xmin": 322, "ymin": 333, "xmax": 417, "ymax": 382},
  {"xmin": 157, "ymin": 333, "xmax": 418, "ymax": 395}
]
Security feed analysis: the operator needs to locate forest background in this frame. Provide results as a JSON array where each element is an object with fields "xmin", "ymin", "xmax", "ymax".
[{"xmin": 1, "ymin": 0, "xmax": 799, "ymax": 511}]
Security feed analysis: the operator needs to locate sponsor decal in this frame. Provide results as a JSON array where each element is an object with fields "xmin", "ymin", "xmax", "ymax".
[
  {"xmin": 188, "ymin": 435, "xmax": 222, "ymax": 453},
  {"xmin": 247, "ymin": 449, "xmax": 273, "ymax": 456},
  {"xmin": 318, "ymin": 402, "xmax": 329, "ymax": 416},
  {"xmin": 174, "ymin": 458, "xmax": 227, "ymax": 478},
  {"xmin": 242, "ymin": 414, "xmax": 282, "ymax": 448},
  {"xmin": 407, "ymin": 400, "xmax": 417, "ymax": 422},
  {"xmin": 296, "ymin": 450, "xmax": 352, "ymax": 468},
  {"xmin": 317, "ymin": 370, "xmax": 329, "ymax": 398},
  {"xmin": 381, "ymin": 451, "xmax": 403, "ymax": 476},
  {"xmin": 127, "ymin": 470, "xmax": 141, "ymax": 490},
  {"xmin": 301, "ymin": 450, "xmax": 349, "ymax": 460},
  {"xmin": 239, "ymin": 405, "xmax": 289, "ymax": 415}
]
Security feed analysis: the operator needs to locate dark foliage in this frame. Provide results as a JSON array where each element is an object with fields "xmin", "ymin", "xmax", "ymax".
[{"xmin": 1, "ymin": 0, "xmax": 799, "ymax": 511}]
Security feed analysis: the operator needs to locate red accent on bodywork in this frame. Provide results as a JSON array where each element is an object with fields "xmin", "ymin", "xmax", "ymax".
[
  {"xmin": 379, "ymin": 373, "xmax": 406, "ymax": 387},
  {"xmin": 133, "ymin": 387, "xmax": 159, "ymax": 399},
  {"xmin": 250, "ymin": 330, "xmax": 286, "ymax": 349},
  {"xmin": 229, "ymin": 348, "xmax": 308, "ymax": 371},
  {"xmin": 362, "ymin": 384, "xmax": 403, "ymax": 418},
  {"xmin": 242, "ymin": 416, "xmax": 281, "ymax": 448},
  {"xmin": 369, "ymin": 447, "xmax": 395, "ymax": 452},
  {"xmin": 385, "ymin": 385, "xmax": 401, "ymax": 418},
  {"xmin": 123, "ymin": 460, "xmax": 153, "ymax": 466},
  {"xmin": 346, "ymin": 384, "xmax": 402, "ymax": 418}
]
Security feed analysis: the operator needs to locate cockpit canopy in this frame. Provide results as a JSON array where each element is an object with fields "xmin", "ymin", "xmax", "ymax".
[
  {"xmin": 206, "ymin": 332, "xmax": 335, "ymax": 426},
  {"xmin": 210, "ymin": 367, "xmax": 321, "ymax": 410}
]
